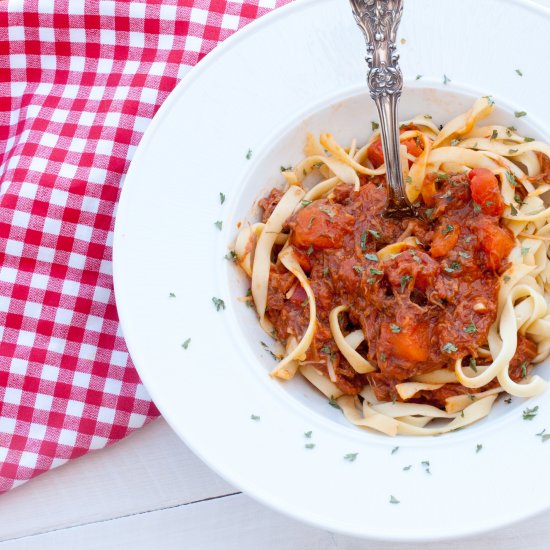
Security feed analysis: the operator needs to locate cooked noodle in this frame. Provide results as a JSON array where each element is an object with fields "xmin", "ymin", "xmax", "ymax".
[{"xmin": 233, "ymin": 97, "xmax": 550, "ymax": 436}]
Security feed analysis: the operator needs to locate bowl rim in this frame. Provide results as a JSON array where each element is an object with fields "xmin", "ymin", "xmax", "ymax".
[{"xmin": 113, "ymin": 0, "xmax": 550, "ymax": 541}]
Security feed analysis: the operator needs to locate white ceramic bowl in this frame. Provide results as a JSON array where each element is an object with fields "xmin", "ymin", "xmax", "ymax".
[{"xmin": 114, "ymin": 0, "xmax": 550, "ymax": 540}]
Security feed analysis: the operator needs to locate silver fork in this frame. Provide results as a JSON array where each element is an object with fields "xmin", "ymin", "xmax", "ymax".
[{"xmin": 349, "ymin": 0, "xmax": 416, "ymax": 219}]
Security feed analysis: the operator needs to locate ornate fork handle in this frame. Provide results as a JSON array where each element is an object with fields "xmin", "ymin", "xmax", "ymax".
[{"xmin": 349, "ymin": 0, "xmax": 414, "ymax": 217}]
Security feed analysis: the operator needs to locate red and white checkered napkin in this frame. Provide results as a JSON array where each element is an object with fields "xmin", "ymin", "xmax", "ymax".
[{"xmin": 0, "ymin": 0, "xmax": 290, "ymax": 493}]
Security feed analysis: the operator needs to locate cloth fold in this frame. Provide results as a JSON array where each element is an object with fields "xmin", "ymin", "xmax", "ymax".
[{"xmin": 0, "ymin": 0, "xmax": 289, "ymax": 493}]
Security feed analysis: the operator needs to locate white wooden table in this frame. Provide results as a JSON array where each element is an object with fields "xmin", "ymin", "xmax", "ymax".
[
  {"xmin": 0, "ymin": 417, "xmax": 549, "ymax": 549},
  {"xmin": 3, "ymin": 0, "xmax": 550, "ymax": 546}
]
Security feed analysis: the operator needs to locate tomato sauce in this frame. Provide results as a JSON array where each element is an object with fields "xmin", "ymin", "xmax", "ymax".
[{"xmin": 260, "ymin": 172, "xmax": 533, "ymax": 404}]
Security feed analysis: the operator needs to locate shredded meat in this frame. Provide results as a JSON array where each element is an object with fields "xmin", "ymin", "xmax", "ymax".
[
  {"xmin": 258, "ymin": 172, "xmax": 534, "ymax": 402},
  {"xmin": 258, "ymin": 188, "xmax": 283, "ymax": 223}
]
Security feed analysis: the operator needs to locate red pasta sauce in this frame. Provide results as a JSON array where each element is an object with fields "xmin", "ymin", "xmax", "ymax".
[{"xmin": 259, "ymin": 167, "xmax": 536, "ymax": 405}]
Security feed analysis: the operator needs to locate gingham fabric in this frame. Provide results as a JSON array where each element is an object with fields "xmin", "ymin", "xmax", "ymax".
[{"xmin": 0, "ymin": 0, "xmax": 290, "ymax": 493}]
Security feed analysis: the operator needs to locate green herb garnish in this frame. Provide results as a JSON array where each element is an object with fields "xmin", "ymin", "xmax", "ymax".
[
  {"xmin": 328, "ymin": 396, "xmax": 341, "ymax": 409},
  {"xmin": 521, "ymin": 361, "xmax": 527, "ymax": 378},
  {"xmin": 505, "ymin": 171, "xmax": 517, "ymax": 187},
  {"xmin": 444, "ymin": 261, "xmax": 461, "ymax": 273},
  {"xmin": 360, "ymin": 231, "xmax": 368, "ymax": 250},
  {"xmin": 522, "ymin": 405, "xmax": 539, "ymax": 420},
  {"xmin": 212, "ymin": 297, "xmax": 226, "ymax": 311},
  {"xmin": 260, "ymin": 341, "xmax": 277, "ymax": 360},
  {"xmin": 442, "ymin": 342, "xmax": 458, "ymax": 353},
  {"xmin": 400, "ymin": 275, "xmax": 412, "ymax": 292},
  {"xmin": 319, "ymin": 205, "xmax": 335, "ymax": 218}
]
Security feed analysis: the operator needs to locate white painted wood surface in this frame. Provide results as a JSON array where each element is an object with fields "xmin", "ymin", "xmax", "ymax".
[
  {"xmin": 1, "ymin": 417, "xmax": 550, "ymax": 549},
  {"xmin": 2, "ymin": 0, "xmax": 550, "ymax": 546}
]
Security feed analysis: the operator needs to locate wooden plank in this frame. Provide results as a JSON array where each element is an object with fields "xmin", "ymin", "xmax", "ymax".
[
  {"xmin": 0, "ymin": 419, "xmax": 234, "ymax": 542},
  {"xmin": 2, "ymin": 492, "xmax": 550, "ymax": 549}
]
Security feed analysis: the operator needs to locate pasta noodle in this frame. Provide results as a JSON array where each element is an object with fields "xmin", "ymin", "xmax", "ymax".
[{"xmin": 233, "ymin": 96, "xmax": 550, "ymax": 436}]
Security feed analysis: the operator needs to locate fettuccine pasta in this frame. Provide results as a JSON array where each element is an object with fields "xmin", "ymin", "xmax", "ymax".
[{"xmin": 231, "ymin": 97, "xmax": 550, "ymax": 436}]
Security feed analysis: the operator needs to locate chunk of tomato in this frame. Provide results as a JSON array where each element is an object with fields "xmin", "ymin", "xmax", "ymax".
[
  {"xmin": 474, "ymin": 218, "xmax": 515, "ymax": 271},
  {"xmin": 367, "ymin": 133, "xmax": 424, "ymax": 169},
  {"xmin": 367, "ymin": 138, "xmax": 385, "ymax": 168},
  {"xmin": 468, "ymin": 168, "xmax": 504, "ymax": 216},
  {"xmin": 290, "ymin": 202, "xmax": 353, "ymax": 250},
  {"xmin": 430, "ymin": 222, "xmax": 460, "ymax": 258},
  {"xmin": 402, "ymin": 137, "xmax": 424, "ymax": 158},
  {"xmin": 380, "ymin": 321, "xmax": 429, "ymax": 363}
]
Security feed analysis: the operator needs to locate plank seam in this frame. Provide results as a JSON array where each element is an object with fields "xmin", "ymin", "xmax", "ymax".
[{"xmin": 0, "ymin": 491, "xmax": 242, "ymax": 543}]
